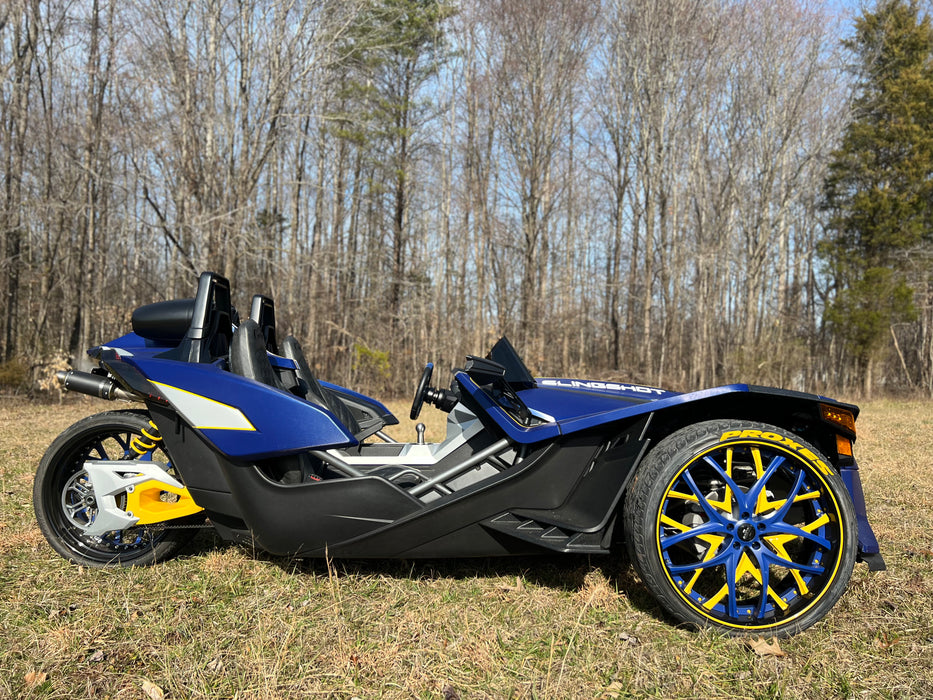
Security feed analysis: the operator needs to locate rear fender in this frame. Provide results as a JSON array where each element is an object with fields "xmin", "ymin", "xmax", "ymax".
[{"xmin": 125, "ymin": 356, "xmax": 356, "ymax": 459}]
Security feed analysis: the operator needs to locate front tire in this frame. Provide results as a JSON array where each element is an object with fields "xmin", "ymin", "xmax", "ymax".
[
  {"xmin": 624, "ymin": 420, "xmax": 857, "ymax": 636},
  {"xmin": 34, "ymin": 410, "xmax": 199, "ymax": 567}
]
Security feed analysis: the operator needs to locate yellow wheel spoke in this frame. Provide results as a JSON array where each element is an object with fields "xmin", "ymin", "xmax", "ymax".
[
  {"xmin": 766, "ymin": 490, "xmax": 821, "ymax": 512},
  {"xmin": 751, "ymin": 447, "xmax": 764, "ymax": 478},
  {"xmin": 660, "ymin": 514, "xmax": 691, "ymax": 533},
  {"xmin": 722, "ymin": 448, "xmax": 734, "ymax": 512},
  {"xmin": 698, "ymin": 448, "xmax": 734, "ymax": 513},
  {"xmin": 666, "ymin": 490, "xmax": 698, "ymax": 503},
  {"xmin": 763, "ymin": 533, "xmax": 810, "ymax": 595},
  {"xmin": 767, "ymin": 586, "xmax": 789, "ymax": 611},
  {"xmin": 683, "ymin": 534, "xmax": 725, "ymax": 594},
  {"xmin": 801, "ymin": 514, "xmax": 830, "ymax": 533},
  {"xmin": 705, "ymin": 498, "xmax": 731, "ymax": 512},
  {"xmin": 737, "ymin": 552, "xmax": 790, "ymax": 612},
  {"xmin": 702, "ymin": 551, "xmax": 788, "ymax": 613},
  {"xmin": 703, "ymin": 583, "xmax": 729, "ymax": 610},
  {"xmin": 751, "ymin": 447, "xmax": 778, "ymax": 514}
]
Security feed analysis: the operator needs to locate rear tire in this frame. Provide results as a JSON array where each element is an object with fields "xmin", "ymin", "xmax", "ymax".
[
  {"xmin": 34, "ymin": 410, "xmax": 199, "ymax": 567},
  {"xmin": 623, "ymin": 420, "xmax": 856, "ymax": 636}
]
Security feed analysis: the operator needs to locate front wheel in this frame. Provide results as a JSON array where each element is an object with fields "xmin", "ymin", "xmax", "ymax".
[
  {"xmin": 624, "ymin": 420, "xmax": 857, "ymax": 636},
  {"xmin": 34, "ymin": 410, "xmax": 200, "ymax": 567}
]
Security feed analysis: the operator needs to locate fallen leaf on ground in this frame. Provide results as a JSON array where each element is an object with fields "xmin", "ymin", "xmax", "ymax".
[
  {"xmin": 24, "ymin": 671, "xmax": 47, "ymax": 688},
  {"xmin": 747, "ymin": 636, "xmax": 785, "ymax": 657},
  {"xmin": 141, "ymin": 679, "xmax": 165, "ymax": 700},
  {"xmin": 600, "ymin": 680, "xmax": 625, "ymax": 698},
  {"xmin": 877, "ymin": 632, "xmax": 899, "ymax": 649}
]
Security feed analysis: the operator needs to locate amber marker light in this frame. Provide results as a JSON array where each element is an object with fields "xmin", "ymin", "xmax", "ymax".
[
  {"xmin": 819, "ymin": 403, "xmax": 857, "ymax": 435},
  {"xmin": 836, "ymin": 434, "xmax": 853, "ymax": 457}
]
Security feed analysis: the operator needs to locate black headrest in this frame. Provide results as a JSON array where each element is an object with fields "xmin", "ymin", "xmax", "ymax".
[
  {"xmin": 249, "ymin": 294, "xmax": 278, "ymax": 354},
  {"xmin": 132, "ymin": 299, "xmax": 195, "ymax": 343},
  {"xmin": 230, "ymin": 319, "xmax": 283, "ymax": 389}
]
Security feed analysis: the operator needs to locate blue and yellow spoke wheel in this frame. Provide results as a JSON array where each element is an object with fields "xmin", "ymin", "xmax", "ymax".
[{"xmin": 623, "ymin": 420, "xmax": 857, "ymax": 636}]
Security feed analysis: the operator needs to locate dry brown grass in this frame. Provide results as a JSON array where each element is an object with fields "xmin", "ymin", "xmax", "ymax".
[
  {"xmin": 1, "ymin": 395, "xmax": 931, "ymax": 698},
  {"xmin": 381, "ymin": 399, "xmax": 451, "ymax": 444}
]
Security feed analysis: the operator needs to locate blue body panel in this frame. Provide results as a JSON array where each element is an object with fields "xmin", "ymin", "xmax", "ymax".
[
  {"xmin": 123, "ymin": 356, "xmax": 356, "ymax": 458},
  {"xmin": 536, "ymin": 377, "xmax": 677, "ymax": 401},
  {"xmin": 456, "ymin": 373, "xmax": 562, "ymax": 442},
  {"xmin": 95, "ymin": 332, "xmax": 175, "ymax": 359},
  {"xmin": 840, "ymin": 463, "xmax": 881, "ymax": 555},
  {"xmin": 542, "ymin": 385, "xmax": 752, "ymax": 436},
  {"xmin": 459, "ymin": 374, "xmax": 759, "ymax": 443}
]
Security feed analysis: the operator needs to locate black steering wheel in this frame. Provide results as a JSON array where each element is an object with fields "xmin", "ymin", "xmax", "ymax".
[{"xmin": 410, "ymin": 363, "xmax": 434, "ymax": 420}]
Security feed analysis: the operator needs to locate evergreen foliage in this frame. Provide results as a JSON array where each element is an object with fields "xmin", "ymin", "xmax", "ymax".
[
  {"xmin": 822, "ymin": 0, "xmax": 933, "ymax": 389},
  {"xmin": 328, "ymin": 0, "xmax": 456, "ymax": 315}
]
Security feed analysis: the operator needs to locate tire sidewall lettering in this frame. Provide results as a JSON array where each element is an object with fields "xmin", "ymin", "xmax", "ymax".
[{"xmin": 719, "ymin": 429, "xmax": 832, "ymax": 476}]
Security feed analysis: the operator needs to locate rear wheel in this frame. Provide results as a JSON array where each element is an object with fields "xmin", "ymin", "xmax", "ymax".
[
  {"xmin": 624, "ymin": 420, "xmax": 856, "ymax": 635},
  {"xmin": 34, "ymin": 410, "xmax": 200, "ymax": 567}
]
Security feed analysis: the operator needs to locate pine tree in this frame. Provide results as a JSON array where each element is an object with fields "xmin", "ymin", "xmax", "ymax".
[
  {"xmin": 330, "ymin": 0, "xmax": 456, "ymax": 319},
  {"xmin": 822, "ymin": 0, "xmax": 933, "ymax": 395}
]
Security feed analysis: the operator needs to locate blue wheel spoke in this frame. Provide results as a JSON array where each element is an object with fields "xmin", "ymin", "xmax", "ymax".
[
  {"xmin": 723, "ymin": 551, "xmax": 739, "ymax": 619},
  {"xmin": 767, "ymin": 521, "xmax": 831, "ymax": 550},
  {"xmin": 682, "ymin": 470, "xmax": 731, "ymax": 523},
  {"xmin": 667, "ymin": 547, "xmax": 733, "ymax": 575},
  {"xmin": 766, "ymin": 468, "xmax": 808, "ymax": 523},
  {"xmin": 660, "ymin": 520, "xmax": 724, "ymax": 550},
  {"xmin": 701, "ymin": 455, "xmax": 748, "ymax": 512},
  {"xmin": 760, "ymin": 548, "xmax": 824, "ymax": 575},
  {"xmin": 750, "ymin": 548, "xmax": 770, "ymax": 618},
  {"xmin": 746, "ymin": 455, "xmax": 785, "ymax": 508}
]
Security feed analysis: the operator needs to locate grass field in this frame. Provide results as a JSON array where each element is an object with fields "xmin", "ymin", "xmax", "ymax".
[{"xmin": 1, "ymin": 396, "xmax": 931, "ymax": 699}]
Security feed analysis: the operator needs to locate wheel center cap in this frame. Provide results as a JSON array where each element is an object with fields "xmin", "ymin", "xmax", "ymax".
[{"xmin": 737, "ymin": 523, "xmax": 756, "ymax": 542}]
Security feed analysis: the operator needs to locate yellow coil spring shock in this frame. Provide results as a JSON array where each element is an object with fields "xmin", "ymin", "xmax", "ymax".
[{"xmin": 130, "ymin": 421, "xmax": 163, "ymax": 455}]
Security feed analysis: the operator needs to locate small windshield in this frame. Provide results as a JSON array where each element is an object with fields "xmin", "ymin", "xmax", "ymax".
[{"xmin": 487, "ymin": 337, "xmax": 536, "ymax": 390}]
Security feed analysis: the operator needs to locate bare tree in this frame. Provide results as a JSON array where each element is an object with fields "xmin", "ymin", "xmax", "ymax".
[
  {"xmin": 482, "ymin": 0, "xmax": 595, "ymax": 359},
  {"xmin": 0, "ymin": 0, "xmax": 39, "ymax": 360}
]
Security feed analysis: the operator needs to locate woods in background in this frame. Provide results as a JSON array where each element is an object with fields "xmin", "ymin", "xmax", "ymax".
[{"xmin": 2, "ymin": 0, "xmax": 932, "ymax": 397}]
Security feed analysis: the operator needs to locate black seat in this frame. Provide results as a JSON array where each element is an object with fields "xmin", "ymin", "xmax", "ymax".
[
  {"xmin": 280, "ymin": 335, "xmax": 362, "ymax": 435},
  {"xmin": 229, "ymin": 319, "xmax": 284, "ymax": 389},
  {"xmin": 229, "ymin": 321, "xmax": 361, "ymax": 438},
  {"xmin": 155, "ymin": 272, "xmax": 234, "ymax": 363}
]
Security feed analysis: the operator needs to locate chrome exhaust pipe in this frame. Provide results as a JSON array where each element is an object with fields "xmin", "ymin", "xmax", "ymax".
[{"xmin": 56, "ymin": 370, "xmax": 139, "ymax": 402}]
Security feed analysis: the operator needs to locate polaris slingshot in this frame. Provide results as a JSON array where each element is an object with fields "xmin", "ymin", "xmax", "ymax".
[{"xmin": 34, "ymin": 272, "xmax": 885, "ymax": 635}]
